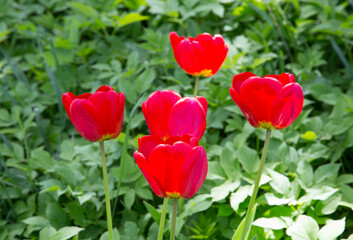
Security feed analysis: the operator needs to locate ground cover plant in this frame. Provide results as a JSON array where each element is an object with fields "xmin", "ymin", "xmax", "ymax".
[{"xmin": 1, "ymin": 0, "xmax": 353, "ymax": 239}]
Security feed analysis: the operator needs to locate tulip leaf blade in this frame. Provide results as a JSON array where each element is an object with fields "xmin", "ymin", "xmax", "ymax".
[{"xmin": 232, "ymin": 205, "xmax": 257, "ymax": 240}]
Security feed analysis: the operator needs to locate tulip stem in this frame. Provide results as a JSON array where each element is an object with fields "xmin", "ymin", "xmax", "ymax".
[
  {"xmin": 237, "ymin": 129, "xmax": 271, "ymax": 240},
  {"xmin": 158, "ymin": 198, "xmax": 169, "ymax": 240},
  {"xmin": 170, "ymin": 199, "xmax": 178, "ymax": 240},
  {"xmin": 99, "ymin": 141, "xmax": 114, "ymax": 240},
  {"xmin": 193, "ymin": 76, "xmax": 199, "ymax": 97}
]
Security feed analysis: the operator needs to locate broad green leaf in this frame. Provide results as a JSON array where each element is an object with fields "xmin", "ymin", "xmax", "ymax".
[
  {"xmin": 31, "ymin": 148, "xmax": 56, "ymax": 172},
  {"xmin": 297, "ymin": 160, "xmax": 314, "ymax": 188},
  {"xmin": 124, "ymin": 189, "xmax": 135, "ymax": 210},
  {"xmin": 314, "ymin": 163, "xmax": 340, "ymax": 183},
  {"xmin": 135, "ymin": 68, "xmax": 156, "ymax": 94},
  {"xmin": 47, "ymin": 226, "xmax": 83, "ymax": 240},
  {"xmin": 118, "ymin": 78, "xmax": 137, "ymax": 104},
  {"xmin": 268, "ymin": 169, "xmax": 291, "ymax": 195},
  {"xmin": 22, "ymin": 216, "xmax": 49, "ymax": 227},
  {"xmin": 99, "ymin": 228, "xmax": 120, "ymax": 240},
  {"xmin": 118, "ymin": 13, "xmax": 150, "ymax": 28},
  {"xmin": 143, "ymin": 201, "xmax": 160, "ymax": 223},
  {"xmin": 220, "ymin": 145, "xmax": 239, "ymax": 180},
  {"xmin": 237, "ymin": 145, "xmax": 260, "ymax": 174},
  {"xmin": 287, "ymin": 215, "xmax": 319, "ymax": 240},
  {"xmin": 318, "ymin": 218, "xmax": 345, "ymax": 240},
  {"xmin": 232, "ymin": 205, "xmax": 257, "ymax": 240},
  {"xmin": 253, "ymin": 217, "xmax": 287, "ymax": 230},
  {"xmin": 211, "ymin": 180, "xmax": 240, "ymax": 202},
  {"xmin": 69, "ymin": 2, "xmax": 99, "ymax": 18},
  {"xmin": 301, "ymin": 131, "xmax": 317, "ymax": 141},
  {"xmin": 230, "ymin": 185, "xmax": 252, "ymax": 212}
]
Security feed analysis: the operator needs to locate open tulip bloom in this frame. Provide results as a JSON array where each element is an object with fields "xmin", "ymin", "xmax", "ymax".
[
  {"xmin": 62, "ymin": 85, "xmax": 125, "ymax": 240},
  {"xmin": 170, "ymin": 32, "xmax": 228, "ymax": 96},
  {"xmin": 62, "ymin": 85, "xmax": 125, "ymax": 142},
  {"xmin": 229, "ymin": 72, "xmax": 303, "ymax": 130},
  {"xmin": 136, "ymin": 90, "xmax": 208, "ymax": 240},
  {"xmin": 142, "ymin": 90, "xmax": 207, "ymax": 141},
  {"xmin": 229, "ymin": 72, "xmax": 304, "ymax": 240}
]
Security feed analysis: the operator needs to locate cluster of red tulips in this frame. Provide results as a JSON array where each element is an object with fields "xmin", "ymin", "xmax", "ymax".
[{"xmin": 62, "ymin": 32, "xmax": 303, "ymax": 240}]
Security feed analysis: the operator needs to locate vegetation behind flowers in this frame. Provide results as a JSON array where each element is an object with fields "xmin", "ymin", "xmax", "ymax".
[{"xmin": 0, "ymin": 0, "xmax": 353, "ymax": 239}]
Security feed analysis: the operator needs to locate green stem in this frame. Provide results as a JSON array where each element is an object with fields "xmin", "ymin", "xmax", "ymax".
[
  {"xmin": 158, "ymin": 198, "xmax": 169, "ymax": 240},
  {"xmin": 238, "ymin": 129, "xmax": 271, "ymax": 240},
  {"xmin": 193, "ymin": 76, "xmax": 199, "ymax": 97},
  {"xmin": 170, "ymin": 199, "xmax": 178, "ymax": 240},
  {"xmin": 100, "ymin": 141, "xmax": 114, "ymax": 240}
]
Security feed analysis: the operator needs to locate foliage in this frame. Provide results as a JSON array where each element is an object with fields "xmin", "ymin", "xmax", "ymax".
[{"xmin": 1, "ymin": 0, "xmax": 353, "ymax": 239}]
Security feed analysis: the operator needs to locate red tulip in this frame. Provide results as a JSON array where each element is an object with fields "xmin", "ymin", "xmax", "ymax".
[
  {"xmin": 170, "ymin": 32, "xmax": 228, "ymax": 77},
  {"xmin": 142, "ymin": 90, "xmax": 208, "ymax": 141},
  {"xmin": 134, "ymin": 135, "xmax": 208, "ymax": 199},
  {"xmin": 229, "ymin": 72, "xmax": 303, "ymax": 129},
  {"xmin": 62, "ymin": 85, "xmax": 125, "ymax": 142}
]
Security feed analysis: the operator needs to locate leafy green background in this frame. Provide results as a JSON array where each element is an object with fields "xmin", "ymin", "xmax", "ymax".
[{"xmin": 1, "ymin": 0, "xmax": 353, "ymax": 239}]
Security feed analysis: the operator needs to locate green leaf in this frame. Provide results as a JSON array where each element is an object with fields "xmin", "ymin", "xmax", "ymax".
[
  {"xmin": 232, "ymin": 205, "xmax": 257, "ymax": 240},
  {"xmin": 143, "ymin": 201, "xmax": 160, "ymax": 223},
  {"xmin": 22, "ymin": 216, "xmax": 49, "ymax": 227},
  {"xmin": 31, "ymin": 148, "xmax": 56, "ymax": 172},
  {"xmin": 230, "ymin": 185, "xmax": 252, "ymax": 212},
  {"xmin": 211, "ymin": 180, "xmax": 240, "ymax": 202},
  {"xmin": 135, "ymin": 68, "xmax": 156, "ymax": 94},
  {"xmin": 69, "ymin": 2, "xmax": 99, "ymax": 18},
  {"xmin": 237, "ymin": 145, "xmax": 260, "ymax": 174},
  {"xmin": 314, "ymin": 163, "xmax": 340, "ymax": 183},
  {"xmin": 253, "ymin": 217, "xmax": 287, "ymax": 230},
  {"xmin": 47, "ymin": 226, "xmax": 83, "ymax": 240},
  {"xmin": 118, "ymin": 78, "xmax": 137, "ymax": 104},
  {"xmin": 287, "ymin": 215, "xmax": 319, "ymax": 240},
  {"xmin": 301, "ymin": 131, "xmax": 317, "ymax": 141},
  {"xmin": 99, "ymin": 228, "xmax": 120, "ymax": 240},
  {"xmin": 268, "ymin": 169, "xmax": 291, "ymax": 195},
  {"xmin": 118, "ymin": 13, "xmax": 150, "ymax": 28},
  {"xmin": 220, "ymin": 145, "xmax": 239, "ymax": 180},
  {"xmin": 318, "ymin": 218, "xmax": 345, "ymax": 240},
  {"xmin": 124, "ymin": 189, "xmax": 135, "ymax": 210},
  {"xmin": 297, "ymin": 160, "xmax": 314, "ymax": 188}
]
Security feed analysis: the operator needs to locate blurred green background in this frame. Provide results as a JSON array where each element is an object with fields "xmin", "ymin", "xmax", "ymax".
[{"xmin": 1, "ymin": 0, "xmax": 353, "ymax": 239}]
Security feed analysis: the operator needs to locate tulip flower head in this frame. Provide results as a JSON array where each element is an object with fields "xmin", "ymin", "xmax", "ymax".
[
  {"xmin": 229, "ymin": 72, "xmax": 303, "ymax": 129},
  {"xmin": 142, "ymin": 90, "xmax": 208, "ymax": 141},
  {"xmin": 62, "ymin": 85, "xmax": 125, "ymax": 142},
  {"xmin": 170, "ymin": 32, "xmax": 228, "ymax": 77},
  {"xmin": 134, "ymin": 135, "xmax": 208, "ymax": 199}
]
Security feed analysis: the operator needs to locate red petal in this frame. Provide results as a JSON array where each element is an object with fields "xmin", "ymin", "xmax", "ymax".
[
  {"xmin": 134, "ymin": 151, "xmax": 165, "ymax": 197},
  {"xmin": 138, "ymin": 135, "xmax": 164, "ymax": 159},
  {"xmin": 264, "ymin": 73, "xmax": 295, "ymax": 86},
  {"xmin": 170, "ymin": 32, "xmax": 184, "ymax": 57},
  {"xmin": 176, "ymin": 39, "xmax": 204, "ymax": 74},
  {"xmin": 168, "ymin": 97, "xmax": 206, "ymax": 141},
  {"xmin": 180, "ymin": 146, "xmax": 208, "ymax": 199},
  {"xmin": 88, "ymin": 90, "xmax": 124, "ymax": 139},
  {"xmin": 229, "ymin": 87, "xmax": 259, "ymax": 128},
  {"xmin": 77, "ymin": 93, "xmax": 92, "ymax": 99},
  {"xmin": 232, "ymin": 72, "xmax": 256, "ymax": 93},
  {"xmin": 240, "ymin": 77, "xmax": 283, "ymax": 125},
  {"xmin": 95, "ymin": 85, "xmax": 114, "ymax": 93},
  {"xmin": 70, "ymin": 99, "xmax": 103, "ymax": 141},
  {"xmin": 142, "ymin": 90, "xmax": 181, "ymax": 139},
  {"xmin": 271, "ymin": 83, "xmax": 304, "ymax": 129},
  {"xmin": 195, "ymin": 33, "xmax": 228, "ymax": 76},
  {"xmin": 62, "ymin": 92, "xmax": 76, "ymax": 120},
  {"xmin": 196, "ymin": 96, "xmax": 208, "ymax": 115},
  {"xmin": 147, "ymin": 142, "xmax": 193, "ymax": 196}
]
